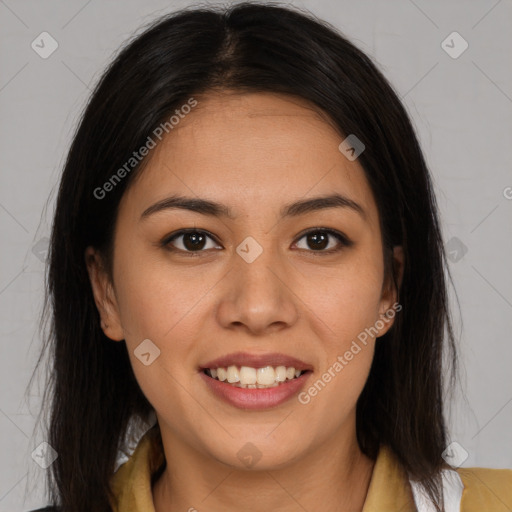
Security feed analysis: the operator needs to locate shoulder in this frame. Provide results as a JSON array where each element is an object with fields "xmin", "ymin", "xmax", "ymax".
[
  {"xmin": 456, "ymin": 466, "xmax": 512, "ymax": 511},
  {"xmin": 27, "ymin": 507, "xmax": 59, "ymax": 512}
]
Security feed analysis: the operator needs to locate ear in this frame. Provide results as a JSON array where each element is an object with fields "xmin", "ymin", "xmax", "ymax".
[
  {"xmin": 376, "ymin": 245, "xmax": 404, "ymax": 337},
  {"xmin": 85, "ymin": 246, "xmax": 124, "ymax": 341}
]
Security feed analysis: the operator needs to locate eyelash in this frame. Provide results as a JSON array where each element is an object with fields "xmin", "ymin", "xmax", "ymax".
[{"xmin": 160, "ymin": 228, "xmax": 353, "ymax": 256}]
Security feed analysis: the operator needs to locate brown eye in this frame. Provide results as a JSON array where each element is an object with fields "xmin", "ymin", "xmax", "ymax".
[
  {"xmin": 162, "ymin": 227, "xmax": 352, "ymax": 255},
  {"xmin": 163, "ymin": 230, "xmax": 221, "ymax": 252},
  {"xmin": 294, "ymin": 229, "xmax": 352, "ymax": 253}
]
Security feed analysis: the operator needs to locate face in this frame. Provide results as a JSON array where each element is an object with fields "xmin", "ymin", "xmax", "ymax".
[{"xmin": 86, "ymin": 91, "xmax": 403, "ymax": 470}]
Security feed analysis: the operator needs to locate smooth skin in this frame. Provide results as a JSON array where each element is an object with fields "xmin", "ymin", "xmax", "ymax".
[{"xmin": 86, "ymin": 90, "xmax": 404, "ymax": 512}]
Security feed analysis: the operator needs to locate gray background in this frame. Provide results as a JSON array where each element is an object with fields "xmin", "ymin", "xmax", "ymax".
[{"xmin": 1, "ymin": 0, "xmax": 511, "ymax": 509}]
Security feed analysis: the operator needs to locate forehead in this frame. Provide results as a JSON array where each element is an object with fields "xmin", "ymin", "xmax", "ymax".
[{"xmin": 121, "ymin": 91, "xmax": 379, "ymax": 227}]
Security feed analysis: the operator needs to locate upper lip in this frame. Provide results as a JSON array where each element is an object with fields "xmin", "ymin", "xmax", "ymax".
[{"xmin": 200, "ymin": 352, "xmax": 313, "ymax": 371}]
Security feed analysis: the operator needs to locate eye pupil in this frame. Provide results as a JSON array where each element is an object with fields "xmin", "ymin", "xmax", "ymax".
[
  {"xmin": 184, "ymin": 232, "xmax": 206, "ymax": 251},
  {"xmin": 308, "ymin": 232, "xmax": 328, "ymax": 250}
]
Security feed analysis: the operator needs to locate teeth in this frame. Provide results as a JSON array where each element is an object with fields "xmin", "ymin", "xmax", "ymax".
[
  {"xmin": 275, "ymin": 366, "xmax": 287, "ymax": 382},
  {"xmin": 226, "ymin": 365, "xmax": 240, "ymax": 383},
  {"xmin": 256, "ymin": 366, "xmax": 275, "ymax": 385},
  {"xmin": 240, "ymin": 366, "xmax": 257, "ymax": 385},
  {"xmin": 205, "ymin": 365, "xmax": 305, "ymax": 388}
]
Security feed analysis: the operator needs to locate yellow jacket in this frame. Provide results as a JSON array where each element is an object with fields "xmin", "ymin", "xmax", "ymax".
[{"xmin": 109, "ymin": 426, "xmax": 512, "ymax": 511}]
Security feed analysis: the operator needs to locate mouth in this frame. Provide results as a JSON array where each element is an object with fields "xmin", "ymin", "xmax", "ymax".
[{"xmin": 198, "ymin": 352, "xmax": 313, "ymax": 410}]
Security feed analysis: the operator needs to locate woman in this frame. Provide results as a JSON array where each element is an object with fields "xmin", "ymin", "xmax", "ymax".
[{"xmin": 31, "ymin": 2, "xmax": 512, "ymax": 511}]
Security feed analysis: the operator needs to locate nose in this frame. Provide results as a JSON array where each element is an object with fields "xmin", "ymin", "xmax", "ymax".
[{"xmin": 215, "ymin": 240, "xmax": 300, "ymax": 336}]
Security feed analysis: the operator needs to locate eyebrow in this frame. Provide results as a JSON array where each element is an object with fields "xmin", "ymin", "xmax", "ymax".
[{"xmin": 140, "ymin": 193, "xmax": 366, "ymax": 221}]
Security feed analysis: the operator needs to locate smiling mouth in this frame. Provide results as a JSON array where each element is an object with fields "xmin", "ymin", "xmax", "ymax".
[{"xmin": 202, "ymin": 365, "xmax": 311, "ymax": 389}]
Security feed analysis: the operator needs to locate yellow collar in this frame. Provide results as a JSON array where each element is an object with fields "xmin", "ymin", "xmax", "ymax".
[{"xmin": 109, "ymin": 425, "xmax": 416, "ymax": 512}]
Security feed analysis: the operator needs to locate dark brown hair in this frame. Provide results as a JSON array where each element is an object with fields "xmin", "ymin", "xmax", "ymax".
[{"xmin": 32, "ymin": 2, "xmax": 458, "ymax": 510}]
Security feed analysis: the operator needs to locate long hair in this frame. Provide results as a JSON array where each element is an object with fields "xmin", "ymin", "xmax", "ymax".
[{"xmin": 33, "ymin": 2, "xmax": 458, "ymax": 510}]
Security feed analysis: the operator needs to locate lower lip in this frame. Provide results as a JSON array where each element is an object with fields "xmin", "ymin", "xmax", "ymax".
[{"xmin": 199, "ymin": 370, "xmax": 312, "ymax": 410}]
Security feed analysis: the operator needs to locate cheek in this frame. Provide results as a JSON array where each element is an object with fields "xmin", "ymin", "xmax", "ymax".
[
  {"xmin": 112, "ymin": 253, "xmax": 209, "ymax": 423},
  {"xmin": 307, "ymin": 276, "xmax": 379, "ymax": 392},
  {"xmin": 294, "ymin": 256, "xmax": 383, "ymax": 413},
  {"xmin": 112, "ymin": 244, "xmax": 210, "ymax": 343},
  {"xmin": 298, "ymin": 252, "xmax": 384, "ymax": 344},
  {"xmin": 296, "ymin": 275, "xmax": 381, "ymax": 435}
]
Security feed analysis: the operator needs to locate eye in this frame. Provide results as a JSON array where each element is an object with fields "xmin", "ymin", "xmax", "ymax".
[
  {"xmin": 293, "ymin": 228, "xmax": 352, "ymax": 254},
  {"xmin": 161, "ymin": 227, "xmax": 352, "ymax": 255},
  {"xmin": 162, "ymin": 229, "xmax": 221, "ymax": 253}
]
